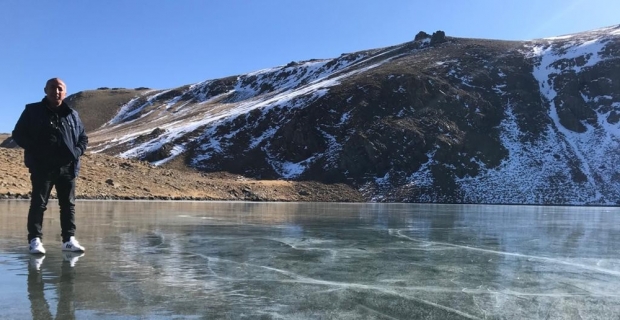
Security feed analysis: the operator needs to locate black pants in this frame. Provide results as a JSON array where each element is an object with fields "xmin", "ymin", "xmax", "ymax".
[
  {"xmin": 28, "ymin": 259, "xmax": 76, "ymax": 320},
  {"xmin": 27, "ymin": 164, "xmax": 76, "ymax": 243}
]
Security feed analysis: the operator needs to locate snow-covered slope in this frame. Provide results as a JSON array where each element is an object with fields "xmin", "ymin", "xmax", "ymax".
[
  {"xmin": 79, "ymin": 27, "xmax": 620, "ymax": 205},
  {"xmin": 454, "ymin": 26, "xmax": 620, "ymax": 204}
]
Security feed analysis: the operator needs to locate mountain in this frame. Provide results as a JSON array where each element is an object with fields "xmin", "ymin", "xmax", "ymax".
[{"xmin": 39, "ymin": 26, "xmax": 620, "ymax": 205}]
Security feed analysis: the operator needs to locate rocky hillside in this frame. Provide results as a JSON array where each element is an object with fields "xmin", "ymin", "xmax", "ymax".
[
  {"xmin": 0, "ymin": 148, "xmax": 363, "ymax": 202},
  {"xmin": 4, "ymin": 26, "xmax": 620, "ymax": 205}
]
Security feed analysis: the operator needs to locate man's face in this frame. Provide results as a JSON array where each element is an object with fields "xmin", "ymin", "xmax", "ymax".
[{"xmin": 44, "ymin": 79, "xmax": 66, "ymax": 107}]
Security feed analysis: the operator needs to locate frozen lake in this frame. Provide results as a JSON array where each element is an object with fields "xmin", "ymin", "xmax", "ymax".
[{"xmin": 0, "ymin": 200, "xmax": 619, "ymax": 319}]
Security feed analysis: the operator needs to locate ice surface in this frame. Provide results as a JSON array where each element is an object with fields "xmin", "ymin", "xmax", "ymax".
[{"xmin": 1, "ymin": 201, "xmax": 619, "ymax": 319}]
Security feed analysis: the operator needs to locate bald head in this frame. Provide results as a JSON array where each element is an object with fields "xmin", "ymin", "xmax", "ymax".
[{"xmin": 44, "ymin": 78, "xmax": 67, "ymax": 107}]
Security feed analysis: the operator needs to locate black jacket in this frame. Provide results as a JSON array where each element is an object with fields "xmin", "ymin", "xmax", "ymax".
[{"xmin": 12, "ymin": 98, "xmax": 88, "ymax": 177}]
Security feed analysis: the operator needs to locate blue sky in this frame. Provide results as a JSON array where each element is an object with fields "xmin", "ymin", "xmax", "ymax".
[{"xmin": 1, "ymin": 0, "xmax": 619, "ymax": 133}]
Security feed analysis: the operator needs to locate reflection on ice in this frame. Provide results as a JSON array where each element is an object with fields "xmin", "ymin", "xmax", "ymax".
[{"xmin": 0, "ymin": 201, "xmax": 619, "ymax": 319}]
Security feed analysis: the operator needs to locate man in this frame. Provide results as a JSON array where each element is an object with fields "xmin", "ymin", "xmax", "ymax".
[{"xmin": 12, "ymin": 78, "xmax": 88, "ymax": 254}]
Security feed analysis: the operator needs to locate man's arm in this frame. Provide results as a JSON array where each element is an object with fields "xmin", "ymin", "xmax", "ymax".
[
  {"xmin": 11, "ymin": 107, "xmax": 34, "ymax": 150},
  {"xmin": 73, "ymin": 112, "xmax": 88, "ymax": 158},
  {"xmin": 76, "ymin": 125, "xmax": 88, "ymax": 157}
]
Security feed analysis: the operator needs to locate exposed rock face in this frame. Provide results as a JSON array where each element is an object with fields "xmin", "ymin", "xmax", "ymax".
[
  {"xmin": 414, "ymin": 31, "xmax": 431, "ymax": 41},
  {"xmin": 430, "ymin": 30, "xmax": 447, "ymax": 45},
  {"xmin": 15, "ymin": 25, "xmax": 620, "ymax": 205}
]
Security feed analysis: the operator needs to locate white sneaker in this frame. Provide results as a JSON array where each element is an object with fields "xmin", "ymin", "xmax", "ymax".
[
  {"xmin": 29, "ymin": 238, "xmax": 46, "ymax": 254},
  {"xmin": 63, "ymin": 252, "xmax": 85, "ymax": 267},
  {"xmin": 62, "ymin": 236, "xmax": 85, "ymax": 252}
]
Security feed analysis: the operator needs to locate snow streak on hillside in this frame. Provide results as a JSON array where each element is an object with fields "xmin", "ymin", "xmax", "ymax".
[
  {"xmin": 90, "ymin": 43, "xmax": 416, "ymax": 170},
  {"xmin": 192, "ymin": 46, "xmax": 412, "ymax": 177},
  {"xmin": 90, "ymin": 53, "xmax": 365, "ymax": 159}
]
